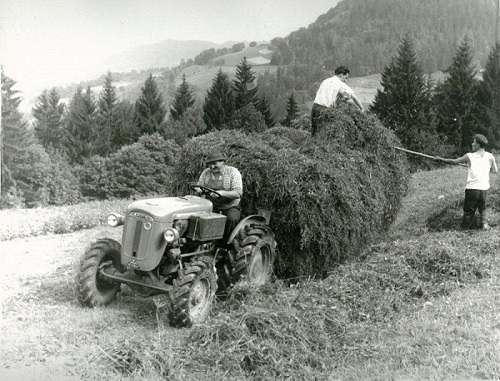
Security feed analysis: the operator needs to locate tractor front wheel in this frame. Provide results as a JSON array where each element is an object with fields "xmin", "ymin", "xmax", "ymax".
[
  {"xmin": 76, "ymin": 239, "xmax": 122, "ymax": 307},
  {"xmin": 168, "ymin": 258, "xmax": 217, "ymax": 327},
  {"xmin": 233, "ymin": 224, "xmax": 276, "ymax": 285}
]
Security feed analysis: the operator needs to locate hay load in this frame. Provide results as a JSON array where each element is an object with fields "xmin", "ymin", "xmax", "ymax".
[{"xmin": 172, "ymin": 104, "xmax": 410, "ymax": 278}]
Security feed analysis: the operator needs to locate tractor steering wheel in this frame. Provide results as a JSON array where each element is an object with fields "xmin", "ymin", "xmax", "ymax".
[{"xmin": 190, "ymin": 184, "xmax": 222, "ymax": 199}]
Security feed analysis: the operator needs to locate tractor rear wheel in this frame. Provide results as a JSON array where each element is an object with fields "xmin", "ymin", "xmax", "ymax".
[
  {"xmin": 168, "ymin": 258, "xmax": 217, "ymax": 327},
  {"xmin": 76, "ymin": 239, "xmax": 122, "ymax": 307},
  {"xmin": 233, "ymin": 224, "xmax": 276, "ymax": 285}
]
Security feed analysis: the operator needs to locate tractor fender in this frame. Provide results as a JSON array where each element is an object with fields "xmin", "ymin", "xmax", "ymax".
[{"xmin": 227, "ymin": 215, "xmax": 267, "ymax": 244}]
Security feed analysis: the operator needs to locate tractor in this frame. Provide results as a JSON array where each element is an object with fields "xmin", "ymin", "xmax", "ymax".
[{"xmin": 76, "ymin": 184, "xmax": 277, "ymax": 327}]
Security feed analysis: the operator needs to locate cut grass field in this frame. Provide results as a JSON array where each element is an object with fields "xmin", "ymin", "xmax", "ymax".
[{"xmin": 1, "ymin": 163, "xmax": 500, "ymax": 380}]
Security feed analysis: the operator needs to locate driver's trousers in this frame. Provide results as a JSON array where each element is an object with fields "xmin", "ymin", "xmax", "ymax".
[{"xmin": 214, "ymin": 205, "xmax": 241, "ymax": 248}]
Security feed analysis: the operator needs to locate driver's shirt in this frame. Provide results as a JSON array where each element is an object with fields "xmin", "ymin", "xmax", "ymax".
[{"xmin": 197, "ymin": 165, "xmax": 243, "ymax": 210}]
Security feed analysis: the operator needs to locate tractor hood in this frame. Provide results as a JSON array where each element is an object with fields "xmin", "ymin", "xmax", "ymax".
[{"xmin": 127, "ymin": 195, "xmax": 213, "ymax": 223}]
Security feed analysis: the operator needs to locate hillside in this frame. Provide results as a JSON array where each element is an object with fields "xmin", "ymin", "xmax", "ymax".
[
  {"xmin": 33, "ymin": 0, "xmax": 496, "ymax": 122},
  {"xmin": 273, "ymin": 0, "xmax": 497, "ymax": 75},
  {"xmin": 102, "ymin": 39, "xmax": 237, "ymax": 72}
]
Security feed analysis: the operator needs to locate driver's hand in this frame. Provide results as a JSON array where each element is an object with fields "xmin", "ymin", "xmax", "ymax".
[
  {"xmin": 208, "ymin": 191, "xmax": 220, "ymax": 199},
  {"xmin": 192, "ymin": 186, "xmax": 202, "ymax": 195}
]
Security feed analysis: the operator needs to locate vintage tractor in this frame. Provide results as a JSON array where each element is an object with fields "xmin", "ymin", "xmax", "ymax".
[{"xmin": 76, "ymin": 185, "xmax": 277, "ymax": 327}]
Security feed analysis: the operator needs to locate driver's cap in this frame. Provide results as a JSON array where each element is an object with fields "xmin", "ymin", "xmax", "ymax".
[{"xmin": 205, "ymin": 149, "xmax": 225, "ymax": 164}]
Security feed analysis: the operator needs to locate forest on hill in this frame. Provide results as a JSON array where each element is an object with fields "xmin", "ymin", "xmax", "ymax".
[{"xmin": 272, "ymin": 0, "xmax": 497, "ymax": 76}]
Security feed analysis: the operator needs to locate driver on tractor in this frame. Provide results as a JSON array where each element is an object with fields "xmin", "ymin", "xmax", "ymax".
[{"xmin": 195, "ymin": 149, "xmax": 243, "ymax": 249}]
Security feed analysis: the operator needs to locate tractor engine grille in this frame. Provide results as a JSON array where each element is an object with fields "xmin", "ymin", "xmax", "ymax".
[{"xmin": 122, "ymin": 212, "xmax": 157, "ymax": 260}]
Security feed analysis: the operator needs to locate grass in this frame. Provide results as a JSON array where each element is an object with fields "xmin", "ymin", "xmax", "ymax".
[
  {"xmin": 2, "ymin": 163, "xmax": 500, "ymax": 380},
  {"xmin": 0, "ymin": 199, "xmax": 130, "ymax": 241}
]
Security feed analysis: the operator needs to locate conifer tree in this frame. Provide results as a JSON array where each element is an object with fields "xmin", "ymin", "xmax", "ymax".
[
  {"xmin": 203, "ymin": 69, "xmax": 235, "ymax": 131},
  {"xmin": 32, "ymin": 88, "xmax": 65, "ymax": 150},
  {"xmin": 63, "ymin": 86, "xmax": 98, "ymax": 163},
  {"xmin": 476, "ymin": 44, "xmax": 500, "ymax": 148},
  {"xmin": 281, "ymin": 93, "xmax": 300, "ymax": 127},
  {"xmin": 1, "ymin": 70, "xmax": 33, "ymax": 195},
  {"xmin": 113, "ymin": 100, "xmax": 140, "ymax": 148},
  {"xmin": 135, "ymin": 74, "xmax": 167, "ymax": 135},
  {"xmin": 96, "ymin": 71, "xmax": 119, "ymax": 155},
  {"xmin": 170, "ymin": 74, "xmax": 196, "ymax": 121},
  {"xmin": 434, "ymin": 37, "xmax": 479, "ymax": 150},
  {"xmin": 370, "ymin": 35, "xmax": 435, "ymax": 150},
  {"xmin": 233, "ymin": 57, "xmax": 258, "ymax": 109},
  {"xmin": 257, "ymin": 94, "xmax": 276, "ymax": 128}
]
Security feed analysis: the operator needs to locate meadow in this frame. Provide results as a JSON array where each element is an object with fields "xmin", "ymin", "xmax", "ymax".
[{"xmin": 1, "ymin": 163, "xmax": 500, "ymax": 380}]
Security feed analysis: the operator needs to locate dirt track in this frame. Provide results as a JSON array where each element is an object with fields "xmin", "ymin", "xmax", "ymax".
[{"xmin": 0, "ymin": 227, "xmax": 122, "ymax": 381}]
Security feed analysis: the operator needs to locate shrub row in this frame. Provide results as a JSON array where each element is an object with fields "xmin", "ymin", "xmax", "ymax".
[
  {"xmin": 1, "ymin": 146, "xmax": 81, "ymax": 209},
  {"xmin": 78, "ymin": 133, "xmax": 180, "ymax": 199}
]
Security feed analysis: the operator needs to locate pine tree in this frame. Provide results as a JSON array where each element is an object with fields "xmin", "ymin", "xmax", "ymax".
[
  {"xmin": 63, "ymin": 86, "xmax": 98, "ymax": 163},
  {"xmin": 257, "ymin": 94, "xmax": 276, "ymax": 128},
  {"xmin": 135, "ymin": 74, "xmax": 167, "ymax": 135},
  {"xmin": 370, "ymin": 35, "xmax": 436, "ymax": 150},
  {"xmin": 281, "ymin": 93, "xmax": 300, "ymax": 127},
  {"xmin": 434, "ymin": 36, "xmax": 479, "ymax": 150},
  {"xmin": 1, "ymin": 70, "xmax": 33, "ymax": 195},
  {"xmin": 476, "ymin": 44, "xmax": 500, "ymax": 148},
  {"xmin": 96, "ymin": 71, "xmax": 119, "ymax": 155},
  {"xmin": 203, "ymin": 69, "xmax": 235, "ymax": 131},
  {"xmin": 113, "ymin": 100, "xmax": 140, "ymax": 148},
  {"xmin": 233, "ymin": 57, "xmax": 258, "ymax": 109},
  {"xmin": 32, "ymin": 88, "xmax": 65, "ymax": 150},
  {"xmin": 170, "ymin": 74, "xmax": 196, "ymax": 121}
]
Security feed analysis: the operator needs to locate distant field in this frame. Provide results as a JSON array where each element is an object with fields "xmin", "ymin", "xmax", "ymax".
[
  {"xmin": 349, "ymin": 73, "xmax": 382, "ymax": 107},
  {"xmin": 182, "ymin": 64, "xmax": 381, "ymax": 108},
  {"xmin": 181, "ymin": 64, "xmax": 280, "ymax": 102}
]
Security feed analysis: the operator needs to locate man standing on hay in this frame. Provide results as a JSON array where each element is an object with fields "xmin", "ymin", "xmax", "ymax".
[
  {"xmin": 311, "ymin": 65, "xmax": 364, "ymax": 133},
  {"xmin": 435, "ymin": 134, "xmax": 498, "ymax": 230},
  {"xmin": 196, "ymin": 148, "xmax": 243, "ymax": 247}
]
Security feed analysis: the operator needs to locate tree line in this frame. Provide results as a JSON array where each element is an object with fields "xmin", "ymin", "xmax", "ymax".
[
  {"xmin": 370, "ymin": 35, "xmax": 500, "ymax": 159},
  {"xmin": 0, "ymin": 58, "xmax": 301, "ymax": 208},
  {"xmin": 1, "ymin": 32, "xmax": 499, "ymax": 208}
]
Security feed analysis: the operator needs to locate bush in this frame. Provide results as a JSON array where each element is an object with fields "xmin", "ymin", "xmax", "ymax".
[
  {"xmin": 9, "ymin": 144, "xmax": 52, "ymax": 207},
  {"xmin": 164, "ymin": 107, "xmax": 206, "ymax": 145},
  {"xmin": 228, "ymin": 104, "xmax": 267, "ymax": 133},
  {"xmin": 171, "ymin": 104, "xmax": 410, "ymax": 278},
  {"xmin": 46, "ymin": 149, "xmax": 81, "ymax": 206},
  {"xmin": 78, "ymin": 133, "xmax": 181, "ymax": 199}
]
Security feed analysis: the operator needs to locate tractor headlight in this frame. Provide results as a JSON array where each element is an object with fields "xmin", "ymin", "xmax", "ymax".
[
  {"xmin": 107, "ymin": 213, "xmax": 125, "ymax": 227},
  {"xmin": 163, "ymin": 228, "xmax": 180, "ymax": 243}
]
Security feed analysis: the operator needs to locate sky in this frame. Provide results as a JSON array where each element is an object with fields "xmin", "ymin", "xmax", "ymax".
[{"xmin": 0, "ymin": 0, "xmax": 338, "ymax": 99}]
